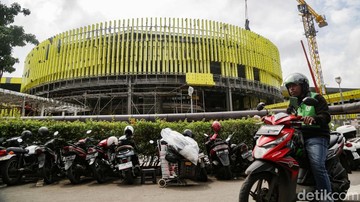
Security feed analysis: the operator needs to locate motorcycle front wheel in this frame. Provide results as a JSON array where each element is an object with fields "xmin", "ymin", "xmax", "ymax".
[
  {"xmin": 239, "ymin": 172, "xmax": 279, "ymax": 202},
  {"xmin": 196, "ymin": 166, "xmax": 208, "ymax": 182},
  {"xmin": 216, "ymin": 165, "xmax": 232, "ymax": 180},
  {"xmin": 41, "ymin": 158, "xmax": 55, "ymax": 184},
  {"xmin": 67, "ymin": 164, "xmax": 81, "ymax": 184},
  {"xmin": 1, "ymin": 157, "xmax": 22, "ymax": 186},
  {"xmin": 124, "ymin": 169, "xmax": 134, "ymax": 184}
]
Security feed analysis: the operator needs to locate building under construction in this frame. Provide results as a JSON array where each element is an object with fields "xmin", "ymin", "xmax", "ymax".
[{"xmin": 21, "ymin": 17, "xmax": 283, "ymax": 115}]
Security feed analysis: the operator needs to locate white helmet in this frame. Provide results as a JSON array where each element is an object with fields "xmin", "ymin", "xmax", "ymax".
[
  {"xmin": 124, "ymin": 125, "xmax": 134, "ymax": 137},
  {"xmin": 107, "ymin": 136, "xmax": 119, "ymax": 146}
]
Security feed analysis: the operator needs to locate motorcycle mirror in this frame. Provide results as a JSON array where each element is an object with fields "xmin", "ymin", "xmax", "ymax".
[
  {"xmin": 86, "ymin": 130, "xmax": 92, "ymax": 134},
  {"xmin": 17, "ymin": 138, "xmax": 23, "ymax": 143},
  {"xmin": 225, "ymin": 134, "xmax": 233, "ymax": 142},
  {"xmin": 256, "ymin": 102, "xmax": 266, "ymax": 111},
  {"xmin": 54, "ymin": 131, "xmax": 59, "ymax": 136},
  {"xmin": 149, "ymin": 140, "xmax": 154, "ymax": 144},
  {"xmin": 302, "ymin": 97, "xmax": 318, "ymax": 106}
]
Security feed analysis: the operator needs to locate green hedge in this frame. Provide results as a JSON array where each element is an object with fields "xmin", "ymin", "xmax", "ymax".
[{"xmin": 0, "ymin": 118, "xmax": 260, "ymax": 155}]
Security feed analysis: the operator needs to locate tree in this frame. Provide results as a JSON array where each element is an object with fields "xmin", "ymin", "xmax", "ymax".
[{"xmin": 0, "ymin": 2, "xmax": 39, "ymax": 79}]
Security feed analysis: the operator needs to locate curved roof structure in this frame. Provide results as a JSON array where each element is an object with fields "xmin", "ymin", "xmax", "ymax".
[
  {"xmin": 21, "ymin": 17, "xmax": 283, "ymax": 115},
  {"xmin": 0, "ymin": 88, "xmax": 89, "ymax": 115}
]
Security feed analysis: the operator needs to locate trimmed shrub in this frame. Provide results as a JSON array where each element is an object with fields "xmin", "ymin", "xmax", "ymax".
[{"xmin": 0, "ymin": 118, "xmax": 260, "ymax": 154}]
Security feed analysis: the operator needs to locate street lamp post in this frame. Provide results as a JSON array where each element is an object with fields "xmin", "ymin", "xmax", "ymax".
[
  {"xmin": 335, "ymin": 76, "xmax": 344, "ymax": 105},
  {"xmin": 335, "ymin": 76, "xmax": 345, "ymax": 125},
  {"xmin": 188, "ymin": 86, "xmax": 194, "ymax": 113}
]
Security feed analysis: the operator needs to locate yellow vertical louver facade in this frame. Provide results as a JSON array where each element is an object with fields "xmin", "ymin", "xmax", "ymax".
[{"xmin": 21, "ymin": 17, "xmax": 282, "ymax": 93}]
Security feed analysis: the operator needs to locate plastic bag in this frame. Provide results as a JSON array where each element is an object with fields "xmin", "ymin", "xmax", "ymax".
[
  {"xmin": 161, "ymin": 128, "xmax": 199, "ymax": 165},
  {"xmin": 165, "ymin": 145, "xmax": 183, "ymax": 163}
]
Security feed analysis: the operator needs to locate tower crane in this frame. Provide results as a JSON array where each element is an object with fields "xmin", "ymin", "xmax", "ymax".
[
  {"xmin": 296, "ymin": 0, "xmax": 328, "ymax": 95},
  {"xmin": 245, "ymin": 0, "xmax": 250, "ymax": 30}
]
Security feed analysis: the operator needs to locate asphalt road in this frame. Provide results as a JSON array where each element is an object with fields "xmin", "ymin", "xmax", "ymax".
[{"xmin": 1, "ymin": 171, "xmax": 360, "ymax": 202}]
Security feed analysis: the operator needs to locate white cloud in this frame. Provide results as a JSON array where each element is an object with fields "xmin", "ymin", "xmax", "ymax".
[{"xmin": 3, "ymin": 0, "xmax": 360, "ymax": 88}]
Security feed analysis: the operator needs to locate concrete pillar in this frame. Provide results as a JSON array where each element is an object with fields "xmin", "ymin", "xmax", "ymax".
[
  {"xmin": 40, "ymin": 104, "xmax": 45, "ymax": 117},
  {"xmin": 226, "ymin": 79, "xmax": 233, "ymax": 111},
  {"xmin": 21, "ymin": 97, "xmax": 26, "ymax": 116},
  {"xmin": 127, "ymin": 77, "xmax": 132, "ymax": 115}
]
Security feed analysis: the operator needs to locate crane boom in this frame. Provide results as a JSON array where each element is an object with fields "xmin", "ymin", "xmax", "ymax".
[
  {"xmin": 297, "ymin": 0, "xmax": 328, "ymax": 27},
  {"xmin": 296, "ymin": 0, "xmax": 328, "ymax": 95}
]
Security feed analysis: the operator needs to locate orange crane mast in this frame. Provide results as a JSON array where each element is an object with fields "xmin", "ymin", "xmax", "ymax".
[{"xmin": 296, "ymin": 0, "xmax": 328, "ymax": 95}]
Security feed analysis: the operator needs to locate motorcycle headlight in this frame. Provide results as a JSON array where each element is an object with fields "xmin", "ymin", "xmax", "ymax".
[{"xmin": 262, "ymin": 133, "xmax": 290, "ymax": 147}]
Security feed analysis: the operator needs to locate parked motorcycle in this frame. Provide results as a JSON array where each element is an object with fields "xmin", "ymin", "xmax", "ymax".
[
  {"xmin": 62, "ymin": 130, "xmax": 97, "ymax": 184},
  {"xmin": 337, "ymin": 125, "xmax": 360, "ymax": 171},
  {"xmin": 0, "ymin": 130, "xmax": 41, "ymax": 186},
  {"xmin": 36, "ymin": 130, "xmax": 68, "ymax": 184},
  {"xmin": 229, "ymin": 141, "xmax": 253, "ymax": 177},
  {"xmin": 87, "ymin": 136, "xmax": 118, "ymax": 183},
  {"xmin": 114, "ymin": 135, "xmax": 141, "ymax": 184},
  {"xmin": 239, "ymin": 97, "xmax": 350, "ymax": 202},
  {"xmin": 204, "ymin": 132, "xmax": 232, "ymax": 180}
]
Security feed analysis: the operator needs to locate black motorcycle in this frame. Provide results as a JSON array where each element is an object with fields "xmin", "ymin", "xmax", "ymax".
[
  {"xmin": 204, "ymin": 133, "xmax": 232, "ymax": 180},
  {"xmin": 229, "ymin": 141, "xmax": 253, "ymax": 177},
  {"xmin": 36, "ymin": 131, "xmax": 68, "ymax": 184},
  {"xmin": 0, "ymin": 130, "xmax": 41, "ymax": 186}
]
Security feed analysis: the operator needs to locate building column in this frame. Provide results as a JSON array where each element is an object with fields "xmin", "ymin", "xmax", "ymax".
[
  {"xmin": 226, "ymin": 79, "xmax": 233, "ymax": 111},
  {"xmin": 127, "ymin": 77, "xmax": 132, "ymax": 115}
]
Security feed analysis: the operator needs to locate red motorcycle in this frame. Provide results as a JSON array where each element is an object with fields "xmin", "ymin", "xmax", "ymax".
[
  {"xmin": 62, "ymin": 130, "xmax": 97, "ymax": 184},
  {"xmin": 87, "ymin": 136, "xmax": 118, "ymax": 183},
  {"xmin": 239, "ymin": 97, "xmax": 350, "ymax": 202}
]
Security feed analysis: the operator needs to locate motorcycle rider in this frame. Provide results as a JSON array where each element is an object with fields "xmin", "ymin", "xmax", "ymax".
[{"xmin": 284, "ymin": 73, "xmax": 333, "ymax": 201}]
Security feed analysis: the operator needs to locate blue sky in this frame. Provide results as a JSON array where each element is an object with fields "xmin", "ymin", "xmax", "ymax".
[{"xmin": 3, "ymin": 0, "xmax": 360, "ymax": 88}]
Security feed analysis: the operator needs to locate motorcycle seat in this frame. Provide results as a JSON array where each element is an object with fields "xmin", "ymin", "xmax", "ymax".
[
  {"xmin": 116, "ymin": 145, "xmax": 134, "ymax": 151},
  {"xmin": 6, "ymin": 147, "xmax": 28, "ymax": 154}
]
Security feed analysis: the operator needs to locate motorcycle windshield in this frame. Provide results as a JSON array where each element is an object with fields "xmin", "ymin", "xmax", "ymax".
[{"xmin": 273, "ymin": 112, "xmax": 289, "ymax": 121}]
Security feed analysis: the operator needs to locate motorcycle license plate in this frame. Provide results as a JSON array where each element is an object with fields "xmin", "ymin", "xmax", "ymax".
[
  {"xmin": 256, "ymin": 125, "xmax": 284, "ymax": 136},
  {"xmin": 86, "ymin": 152, "xmax": 98, "ymax": 160},
  {"xmin": 118, "ymin": 162, "xmax": 133, "ymax": 170},
  {"xmin": 0, "ymin": 154, "xmax": 14, "ymax": 161},
  {"xmin": 241, "ymin": 150, "xmax": 252, "ymax": 159},
  {"xmin": 216, "ymin": 150, "xmax": 228, "ymax": 155},
  {"xmin": 352, "ymin": 151, "xmax": 360, "ymax": 160},
  {"xmin": 64, "ymin": 155, "xmax": 76, "ymax": 161}
]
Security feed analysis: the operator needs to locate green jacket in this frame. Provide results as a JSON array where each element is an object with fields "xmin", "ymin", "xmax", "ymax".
[{"xmin": 295, "ymin": 92, "xmax": 331, "ymax": 137}]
